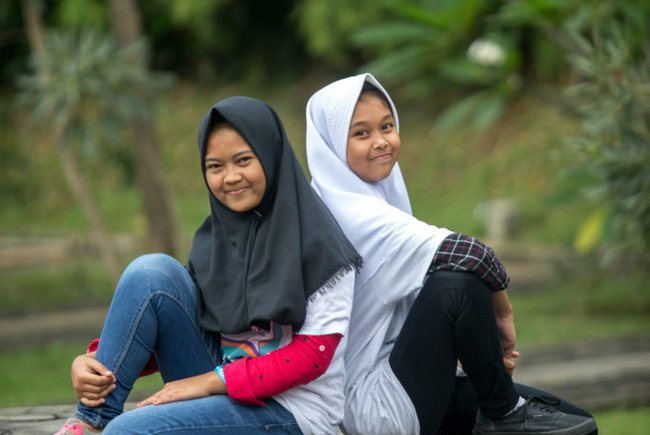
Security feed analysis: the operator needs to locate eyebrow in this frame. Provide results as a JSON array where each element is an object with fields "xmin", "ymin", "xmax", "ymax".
[
  {"xmin": 349, "ymin": 113, "xmax": 394, "ymax": 129},
  {"xmin": 205, "ymin": 150, "xmax": 255, "ymax": 162}
]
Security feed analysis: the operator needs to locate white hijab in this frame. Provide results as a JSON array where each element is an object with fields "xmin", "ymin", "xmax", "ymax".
[{"xmin": 306, "ymin": 73, "xmax": 450, "ymax": 288}]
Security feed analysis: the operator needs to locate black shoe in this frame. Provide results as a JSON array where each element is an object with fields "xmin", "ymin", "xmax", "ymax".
[{"xmin": 472, "ymin": 396, "xmax": 597, "ymax": 435}]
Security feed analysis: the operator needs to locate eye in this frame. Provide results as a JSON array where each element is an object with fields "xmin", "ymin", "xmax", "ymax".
[
  {"xmin": 237, "ymin": 155, "xmax": 254, "ymax": 165},
  {"xmin": 352, "ymin": 129, "xmax": 369, "ymax": 138},
  {"xmin": 205, "ymin": 162, "xmax": 222, "ymax": 171}
]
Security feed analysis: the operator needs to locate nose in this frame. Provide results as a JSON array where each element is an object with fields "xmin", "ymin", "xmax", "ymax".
[
  {"xmin": 372, "ymin": 136, "xmax": 389, "ymax": 149},
  {"xmin": 223, "ymin": 166, "xmax": 242, "ymax": 184}
]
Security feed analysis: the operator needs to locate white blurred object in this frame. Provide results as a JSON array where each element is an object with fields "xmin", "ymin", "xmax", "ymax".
[
  {"xmin": 475, "ymin": 198, "xmax": 519, "ymax": 242},
  {"xmin": 467, "ymin": 38, "xmax": 506, "ymax": 67}
]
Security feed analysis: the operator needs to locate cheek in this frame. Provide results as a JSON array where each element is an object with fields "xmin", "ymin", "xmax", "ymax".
[
  {"xmin": 248, "ymin": 164, "xmax": 267, "ymax": 194},
  {"xmin": 391, "ymin": 136, "xmax": 401, "ymax": 157},
  {"xmin": 346, "ymin": 142, "xmax": 365, "ymax": 167},
  {"xmin": 205, "ymin": 174, "xmax": 221, "ymax": 196}
]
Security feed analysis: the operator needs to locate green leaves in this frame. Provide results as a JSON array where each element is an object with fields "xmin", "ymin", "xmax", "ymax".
[
  {"xmin": 565, "ymin": 20, "xmax": 650, "ymax": 254},
  {"xmin": 435, "ymin": 90, "xmax": 506, "ymax": 132},
  {"xmin": 17, "ymin": 30, "xmax": 172, "ymax": 155}
]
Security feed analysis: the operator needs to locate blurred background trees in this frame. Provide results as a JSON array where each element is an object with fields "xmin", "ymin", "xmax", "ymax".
[
  {"xmin": 1, "ymin": 1, "xmax": 649, "ymax": 418},
  {"xmin": 1, "ymin": 0, "xmax": 648, "ymax": 269}
]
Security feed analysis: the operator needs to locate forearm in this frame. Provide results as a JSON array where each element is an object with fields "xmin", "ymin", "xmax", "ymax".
[
  {"xmin": 492, "ymin": 289, "xmax": 513, "ymax": 319},
  {"xmin": 224, "ymin": 333, "xmax": 341, "ymax": 405}
]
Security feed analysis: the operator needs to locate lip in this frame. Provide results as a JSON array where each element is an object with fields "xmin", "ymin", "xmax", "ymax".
[
  {"xmin": 226, "ymin": 187, "xmax": 248, "ymax": 196},
  {"xmin": 370, "ymin": 153, "xmax": 393, "ymax": 162}
]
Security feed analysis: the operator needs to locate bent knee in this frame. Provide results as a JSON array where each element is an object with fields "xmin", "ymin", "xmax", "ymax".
[{"xmin": 116, "ymin": 253, "xmax": 190, "ymax": 295}]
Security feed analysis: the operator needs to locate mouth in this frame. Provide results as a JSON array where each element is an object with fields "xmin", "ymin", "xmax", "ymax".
[
  {"xmin": 370, "ymin": 153, "xmax": 393, "ymax": 162},
  {"xmin": 226, "ymin": 187, "xmax": 248, "ymax": 196}
]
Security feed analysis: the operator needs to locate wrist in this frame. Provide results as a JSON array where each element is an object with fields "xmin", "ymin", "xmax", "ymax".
[{"xmin": 207, "ymin": 369, "xmax": 227, "ymax": 394}]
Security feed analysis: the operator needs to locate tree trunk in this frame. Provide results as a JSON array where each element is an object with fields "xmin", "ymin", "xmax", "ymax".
[
  {"xmin": 108, "ymin": 0, "xmax": 178, "ymax": 256},
  {"xmin": 19, "ymin": 0, "xmax": 46, "ymax": 59},
  {"xmin": 20, "ymin": 0, "xmax": 122, "ymax": 284},
  {"xmin": 60, "ymin": 144, "xmax": 122, "ymax": 282}
]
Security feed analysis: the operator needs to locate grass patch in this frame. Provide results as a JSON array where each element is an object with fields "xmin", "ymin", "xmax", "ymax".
[
  {"xmin": 593, "ymin": 406, "xmax": 650, "ymax": 435},
  {"xmin": 0, "ymin": 341, "xmax": 162, "ymax": 408},
  {"xmin": 512, "ymin": 271, "xmax": 650, "ymax": 346},
  {"xmin": 0, "ymin": 259, "xmax": 114, "ymax": 316}
]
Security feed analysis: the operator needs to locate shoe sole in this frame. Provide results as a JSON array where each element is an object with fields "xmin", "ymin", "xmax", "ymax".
[{"xmin": 472, "ymin": 416, "xmax": 598, "ymax": 435}]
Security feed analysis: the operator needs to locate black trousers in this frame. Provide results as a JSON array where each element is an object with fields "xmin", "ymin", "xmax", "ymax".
[{"xmin": 388, "ymin": 271, "xmax": 596, "ymax": 435}]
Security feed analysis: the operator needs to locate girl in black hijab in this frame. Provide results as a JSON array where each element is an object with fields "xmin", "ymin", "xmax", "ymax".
[{"xmin": 58, "ymin": 96, "xmax": 361, "ymax": 435}]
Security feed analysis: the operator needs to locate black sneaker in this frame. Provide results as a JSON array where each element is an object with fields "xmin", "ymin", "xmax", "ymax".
[{"xmin": 472, "ymin": 396, "xmax": 597, "ymax": 435}]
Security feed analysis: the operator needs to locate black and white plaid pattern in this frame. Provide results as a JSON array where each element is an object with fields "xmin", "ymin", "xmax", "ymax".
[{"xmin": 429, "ymin": 233, "xmax": 510, "ymax": 291}]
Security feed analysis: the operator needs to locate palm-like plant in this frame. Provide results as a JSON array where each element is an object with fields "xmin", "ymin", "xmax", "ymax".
[
  {"xmin": 17, "ymin": 30, "xmax": 170, "ymax": 282},
  {"xmin": 567, "ymin": 25, "xmax": 650, "ymax": 258}
]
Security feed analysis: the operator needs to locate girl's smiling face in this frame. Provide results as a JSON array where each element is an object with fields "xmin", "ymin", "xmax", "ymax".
[
  {"xmin": 204, "ymin": 125, "xmax": 267, "ymax": 213},
  {"xmin": 346, "ymin": 93, "xmax": 400, "ymax": 182}
]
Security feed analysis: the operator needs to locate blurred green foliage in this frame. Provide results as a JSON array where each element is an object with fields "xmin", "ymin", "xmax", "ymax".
[
  {"xmin": 17, "ymin": 30, "xmax": 171, "ymax": 156},
  {"xmin": 0, "ymin": 341, "xmax": 162, "ymax": 407},
  {"xmin": 1, "ymin": 1, "xmax": 649, "ymax": 414},
  {"xmin": 0, "ymin": 0, "xmax": 648, "ymax": 269},
  {"xmin": 565, "ymin": 23, "xmax": 650, "ymax": 258}
]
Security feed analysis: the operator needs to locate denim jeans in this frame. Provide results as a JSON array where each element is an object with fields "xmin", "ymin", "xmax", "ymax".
[{"xmin": 76, "ymin": 253, "xmax": 301, "ymax": 434}]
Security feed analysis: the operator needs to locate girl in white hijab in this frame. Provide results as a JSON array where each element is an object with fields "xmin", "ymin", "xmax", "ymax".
[{"xmin": 306, "ymin": 73, "xmax": 597, "ymax": 435}]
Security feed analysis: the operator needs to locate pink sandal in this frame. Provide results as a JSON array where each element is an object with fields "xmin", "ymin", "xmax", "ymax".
[{"xmin": 54, "ymin": 417, "xmax": 92, "ymax": 434}]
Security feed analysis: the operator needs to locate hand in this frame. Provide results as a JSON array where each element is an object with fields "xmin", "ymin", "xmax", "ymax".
[
  {"xmin": 71, "ymin": 352, "xmax": 116, "ymax": 407},
  {"xmin": 137, "ymin": 371, "xmax": 225, "ymax": 407},
  {"xmin": 492, "ymin": 290, "xmax": 520, "ymax": 375},
  {"xmin": 502, "ymin": 351, "xmax": 520, "ymax": 376}
]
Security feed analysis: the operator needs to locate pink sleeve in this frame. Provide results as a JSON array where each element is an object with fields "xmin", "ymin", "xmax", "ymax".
[
  {"xmin": 87, "ymin": 339, "xmax": 159, "ymax": 377},
  {"xmin": 223, "ymin": 333, "xmax": 342, "ymax": 406}
]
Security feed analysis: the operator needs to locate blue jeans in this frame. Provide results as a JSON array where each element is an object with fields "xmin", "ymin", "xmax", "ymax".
[{"xmin": 76, "ymin": 254, "xmax": 301, "ymax": 434}]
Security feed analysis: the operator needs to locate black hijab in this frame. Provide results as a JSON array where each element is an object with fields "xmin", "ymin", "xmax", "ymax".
[{"xmin": 188, "ymin": 96, "xmax": 362, "ymax": 334}]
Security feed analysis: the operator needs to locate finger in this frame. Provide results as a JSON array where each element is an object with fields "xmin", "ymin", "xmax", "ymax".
[
  {"xmin": 77, "ymin": 391, "xmax": 105, "ymax": 401},
  {"xmin": 79, "ymin": 382, "xmax": 116, "ymax": 396},
  {"xmin": 137, "ymin": 393, "xmax": 159, "ymax": 407},
  {"xmin": 80, "ymin": 397, "xmax": 105, "ymax": 407},
  {"xmin": 76, "ymin": 384, "xmax": 105, "ymax": 396},
  {"xmin": 75, "ymin": 373, "xmax": 115, "ymax": 390},
  {"xmin": 85, "ymin": 359, "xmax": 114, "ymax": 378}
]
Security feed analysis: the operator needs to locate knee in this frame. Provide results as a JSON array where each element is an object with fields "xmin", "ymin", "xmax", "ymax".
[
  {"xmin": 116, "ymin": 254, "xmax": 189, "ymax": 295},
  {"xmin": 422, "ymin": 271, "xmax": 492, "ymax": 306},
  {"xmin": 123, "ymin": 253, "xmax": 183, "ymax": 279},
  {"xmin": 127, "ymin": 253, "xmax": 178, "ymax": 272}
]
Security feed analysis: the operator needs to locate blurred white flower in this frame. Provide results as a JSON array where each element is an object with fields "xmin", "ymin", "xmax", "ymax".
[{"xmin": 467, "ymin": 39, "xmax": 505, "ymax": 67}]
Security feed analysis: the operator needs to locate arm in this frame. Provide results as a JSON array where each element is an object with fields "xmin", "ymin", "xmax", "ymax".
[
  {"xmin": 224, "ymin": 333, "xmax": 341, "ymax": 405},
  {"xmin": 138, "ymin": 270, "xmax": 354, "ymax": 407},
  {"xmin": 432, "ymin": 233, "xmax": 519, "ymax": 372},
  {"xmin": 431, "ymin": 233, "xmax": 509, "ymax": 291},
  {"xmin": 137, "ymin": 369, "xmax": 226, "ymax": 407},
  {"xmin": 224, "ymin": 270, "xmax": 354, "ymax": 405},
  {"xmin": 492, "ymin": 290, "xmax": 520, "ymax": 375},
  {"xmin": 136, "ymin": 333, "xmax": 341, "ymax": 407}
]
